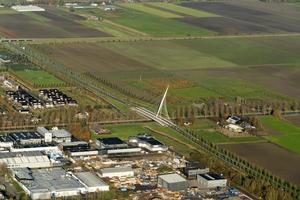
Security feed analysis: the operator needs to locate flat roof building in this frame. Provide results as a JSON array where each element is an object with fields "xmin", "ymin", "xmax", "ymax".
[
  {"xmin": 75, "ymin": 172, "xmax": 109, "ymax": 192},
  {"xmin": 157, "ymin": 173, "xmax": 188, "ymax": 191},
  {"xmin": 100, "ymin": 166, "xmax": 134, "ymax": 178},
  {"xmin": 96, "ymin": 137, "xmax": 128, "ymax": 149},
  {"xmin": 129, "ymin": 135, "xmax": 168, "ymax": 152},
  {"xmin": 183, "ymin": 161, "xmax": 209, "ymax": 179},
  {"xmin": 197, "ymin": 172, "xmax": 227, "ymax": 188},
  {"xmin": 0, "ymin": 151, "xmax": 51, "ymax": 168},
  {"xmin": 15, "ymin": 168, "xmax": 85, "ymax": 200}
]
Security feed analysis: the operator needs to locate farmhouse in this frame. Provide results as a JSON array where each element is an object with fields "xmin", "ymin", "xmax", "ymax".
[{"xmin": 11, "ymin": 5, "xmax": 45, "ymax": 12}]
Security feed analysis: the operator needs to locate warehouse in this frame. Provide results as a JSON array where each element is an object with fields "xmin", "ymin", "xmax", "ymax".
[
  {"xmin": 129, "ymin": 135, "xmax": 168, "ymax": 152},
  {"xmin": 75, "ymin": 172, "xmax": 109, "ymax": 192},
  {"xmin": 49, "ymin": 128, "xmax": 72, "ymax": 143},
  {"xmin": 10, "ymin": 143, "xmax": 59, "ymax": 152},
  {"xmin": 15, "ymin": 168, "xmax": 85, "ymax": 200},
  {"xmin": 183, "ymin": 161, "xmax": 209, "ymax": 179},
  {"xmin": 197, "ymin": 172, "xmax": 227, "ymax": 188},
  {"xmin": 7, "ymin": 131, "xmax": 44, "ymax": 145},
  {"xmin": 0, "ymin": 135, "xmax": 13, "ymax": 148},
  {"xmin": 157, "ymin": 173, "xmax": 188, "ymax": 191},
  {"xmin": 0, "ymin": 151, "xmax": 51, "ymax": 168},
  {"xmin": 96, "ymin": 137, "xmax": 128, "ymax": 149},
  {"xmin": 100, "ymin": 166, "xmax": 134, "ymax": 178}
]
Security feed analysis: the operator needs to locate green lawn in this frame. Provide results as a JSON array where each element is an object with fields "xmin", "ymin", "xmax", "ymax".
[
  {"xmin": 0, "ymin": 7, "xmax": 17, "ymax": 14},
  {"xmin": 148, "ymin": 2, "xmax": 217, "ymax": 17},
  {"xmin": 261, "ymin": 116, "xmax": 300, "ymax": 154},
  {"xmin": 120, "ymin": 3, "xmax": 182, "ymax": 18},
  {"xmin": 15, "ymin": 69, "xmax": 64, "ymax": 87}
]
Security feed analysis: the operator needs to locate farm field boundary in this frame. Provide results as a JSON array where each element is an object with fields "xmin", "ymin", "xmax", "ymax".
[{"xmin": 7, "ymin": 32, "xmax": 300, "ymax": 44}]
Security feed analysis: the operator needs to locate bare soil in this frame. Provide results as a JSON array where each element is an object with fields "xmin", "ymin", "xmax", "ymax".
[{"xmin": 220, "ymin": 142, "xmax": 300, "ymax": 185}]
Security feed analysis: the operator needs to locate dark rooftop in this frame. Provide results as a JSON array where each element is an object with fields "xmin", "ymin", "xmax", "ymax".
[
  {"xmin": 199, "ymin": 172, "xmax": 225, "ymax": 181},
  {"xmin": 98, "ymin": 137, "xmax": 126, "ymax": 145}
]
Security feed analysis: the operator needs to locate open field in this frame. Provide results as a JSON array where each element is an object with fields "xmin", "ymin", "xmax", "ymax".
[
  {"xmin": 221, "ymin": 142, "xmax": 300, "ymax": 185},
  {"xmin": 181, "ymin": 1, "xmax": 300, "ymax": 34},
  {"xmin": 76, "ymin": 6, "xmax": 215, "ymax": 36},
  {"xmin": 261, "ymin": 116, "xmax": 300, "ymax": 154},
  {"xmin": 0, "ymin": 6, "xmax": 109, "ymax": 38},
  {"xmin": 31, "ymin": 35, "xmax": 300, "ymax": 102},
  {"xmin": 147, "ymin": 2, "xmax": 217, "ymax": 17},
  {"xmin": 14, "ymin": 69, "xmax": 64, "ymax": 87},
  {"xmin": 120, "ymin": 3, "xmax": 181, "ymax": 18}
]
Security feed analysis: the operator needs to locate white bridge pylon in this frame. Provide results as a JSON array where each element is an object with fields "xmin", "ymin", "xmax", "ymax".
[
  {"xmin": 131, "ymin": 85, "xmax": 174, "ymax": 126},
  {"xmin": 156, "ymin": 85, "xmax": 170, "ymax": 119}
]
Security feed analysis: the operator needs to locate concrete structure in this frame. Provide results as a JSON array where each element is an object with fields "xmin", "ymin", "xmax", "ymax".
[
  {"xmin": 129, "ymin": 135, "xmax": 168, "ymax": 152},
  {"xmin": 11, "ymin": 5, "xmax": 45, "ymax": 12},
  {"xmin": 197, "ymin": 172, "xmax": 227, "ymax": 188},
  {"xmin": 100, "ymin": 166, "xmax": 134, "ymax": 178},
  {"xmin": 75, "ymin": 172, "xmax": 109, "ymax": 192},
  {"xmin": 50, "ymin": 128, "xmax": 72, "ymax": 143},
  {"xmin": 183, "ymin": 161, "xmax": 209, "ymax": 179},
  {"xmin": 106, "ymin": 147, "xmax": 141, "ymax": 155},
  {"xmin": 157, "ymin": 173, "xmax": 188, "ymax": 191},
  {"xmin": 69, "ymin": 149, "xmax": 99, "ymax": 157},
  {"xmin": 0, "ymin": 136, "xmax": 13, "ymax": 148},
  {"xmin": 10, "ymin": 144, "xmax": 59, "ymax": 152},
  {"xmin": 37, "ymin": 127, "xmax": 52, "ymax": 143},
  {"xmin": 0, "ymin": 151, "xmax": 51, "ymax": 168},
  {"xmin": 15, "ymin": 168, "xmax": 85, "ymax": 200}
]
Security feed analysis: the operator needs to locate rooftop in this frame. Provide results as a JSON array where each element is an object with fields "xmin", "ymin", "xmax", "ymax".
[
  {"xmin": 101, "ymin": 166, "xmax": 133, "ymax": 174},
  {"xmin": 198, "ymin": 172, "xmax": 225, "ymax": 181},
  {"xmin": 158, "ymin": 173, "xmax": 186, "ymax": 183},
  {"xmin": 98, "ymin": 137, "xmax": 126, "ymax": 145},
  {"xmin": 50, "ymin": 129, "xmax": 71, "ymax": 138},
  {"xmin": 75, "ymin": 172, "xmax": 108, "ymax": 188}
]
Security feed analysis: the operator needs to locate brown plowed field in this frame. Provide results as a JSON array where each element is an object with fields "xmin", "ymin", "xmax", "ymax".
[
  {"xmin": 181, "ymin": 1, "xmax": 300, "ymax": 34},
  {"xmin": 220, "ymin": 142, "xmax": 300, "ymax": 185}
]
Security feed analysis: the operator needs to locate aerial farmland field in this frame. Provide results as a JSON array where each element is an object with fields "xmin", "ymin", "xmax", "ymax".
[
  {"xmin": 261, "ymin": 116, "xmax": 300, "ymax": 154},
  {"xmin": 31, "ymin": 35, "xmax": 300, "ymax": 102},
  {"xmin": 0, "ymin": 6, "xmax": 109, "ymax": 38}
]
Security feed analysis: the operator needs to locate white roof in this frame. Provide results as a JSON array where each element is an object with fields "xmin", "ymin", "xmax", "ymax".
[
  {"xmin": 158, "ymin": 173, "xmax": 186, "ymax": 183},
  {"xmin": 50, "ymin": 129, "xmax": 71, "ymax": 138},
  {"xmin": 75, "ymin": 172, "xmax": 108, "ymax": 187}
]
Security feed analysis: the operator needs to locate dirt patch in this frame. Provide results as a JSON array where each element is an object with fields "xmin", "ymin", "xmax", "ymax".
[
  {"xmin": 263, "ymin": 126, "xmax": 283, "ymax": 136},
  {"xmin": 284, "ymin": 115, "xmax": 300, "ymax": 127},
  {"xmin": 220, "ymin": 142, "xmax": 300, "ymax": 185}
]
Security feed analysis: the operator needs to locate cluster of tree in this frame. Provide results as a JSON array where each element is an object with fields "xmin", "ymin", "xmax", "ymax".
[{"xmin": 68, "ymin": 122, "xmax": 91, "ymax": 141}]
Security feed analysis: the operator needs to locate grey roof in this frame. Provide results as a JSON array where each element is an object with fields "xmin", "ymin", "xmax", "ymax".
[
  {"xmin": 101, "ymin": 166, "xmax": 133, "ymax": 174},
  {"xmin": 19, "ymin": 168, "xmax": 85, "ymax": 192},
  {"xmin": 198, "ymin": 172, "xmax": 225, "ymax": 181},
  {"xmin": 50, "ymin": 129, "xmax": 71, "ymax": 138},
  {"xmin": 75, "ymin": 172, "xmax": 108, "ymax": 187},
  {"xmin": 36, "ymin": 127, "xmax": 50, "ymax": 136},
  {"xmin": 158, "ymin": 173, "xmax": 186, "ymax": 183},
  {"xmin": 0, "ymin": 151, "xmax": 44, "ymax": 159}
]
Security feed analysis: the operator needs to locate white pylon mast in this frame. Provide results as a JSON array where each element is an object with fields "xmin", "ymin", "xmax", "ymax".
[{"xmin": 156, "ymin": 85, "xmax": 169, "ymax": 117}]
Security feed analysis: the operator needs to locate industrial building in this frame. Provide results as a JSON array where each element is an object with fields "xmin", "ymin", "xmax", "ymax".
[
  {"xmin": 100, "ymin": 166, "xmax": 134, "ymax": 178},
  {"xmin": 74, "ymin": 172, "xmax": 109, "ymax": 192},
  {"xmin": 129, "ymin": 135, "xmax": 168, "ymax": 152},
  {"xmin": 96, "ymin": 137, "xmax": 128, "ymax": 149},
  {"xmin": 14, "ymin": 168, "xmax": 85, "ymax": 200},
  {"xmin": 6, "ymin": 131, "xmax": 44, "ymax": 145},
  {"xmin": 59, "ymin": 141, "xmax": 98, "ymax": 157},
  {"xmin": 0, "ymin": 151, "xmax": 51, "ymax": 168},
  {"xmin": 197, "ymin": 172, "xmax": 227, "ymax": 188},
  {"xmin": 183, "ymin": 161, "xmax": 209, "ymax": 179},
  {"xmin": 37, "ymin": 127, "xmax": 72, "ymax": 143},
  {"xmin": 157, "ymin": 173, "xmax": 188, "ymax": 191}
]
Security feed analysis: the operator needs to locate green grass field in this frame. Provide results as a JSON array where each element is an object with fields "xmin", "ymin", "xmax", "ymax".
[
  {"xmin": 147, "ymin": 2, "xmax": 217, "ymax": 17},
  {"xmin": 15, "ymin": 69, "xmax": 64, "ymax": 87},
  {"xmin": 262, "ymin": 116, "xmax": 300, "ymax": 154},
  {"xmin": 171, "ymin": 86, "xmax": 220, "ymax": 99},
  {"xmin": 77, "ymin": 7, "xmax": 215, "ymax": 36},
  {"xmin": 120, "ymin": 3, "xmax": 182, "ymax": 18},
  {"xmin": 0, "ymin": 7, "xmax": 17, "ymax": 14}
]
